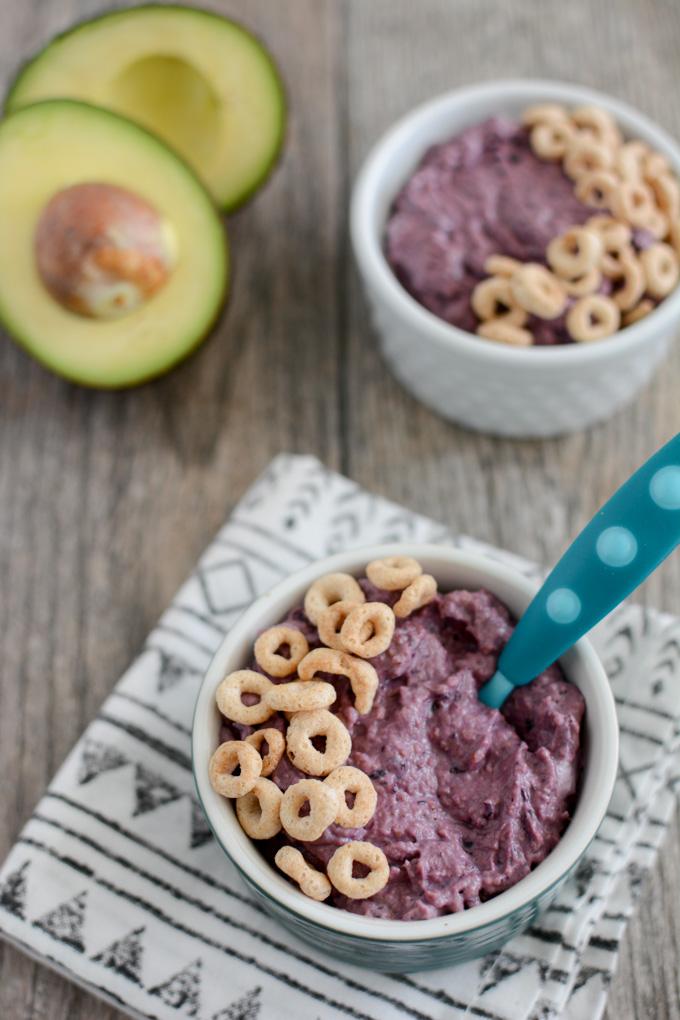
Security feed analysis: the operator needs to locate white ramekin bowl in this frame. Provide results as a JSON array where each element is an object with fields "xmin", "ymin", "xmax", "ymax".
[
  {"xmin": 193, "ymin": 543, "xmax": 619, "ymax": 972},
  {"xmin": 351, "ymin": 80, "xmax": 680, "ymax": 437}
]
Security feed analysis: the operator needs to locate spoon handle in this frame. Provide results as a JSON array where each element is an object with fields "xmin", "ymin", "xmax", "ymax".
[{"xmin": 480, "ymin": 432, "xmax": 680, "ymax": 709}]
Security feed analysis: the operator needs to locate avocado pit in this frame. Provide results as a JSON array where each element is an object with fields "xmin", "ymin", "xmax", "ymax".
[{"xmin": 34, "ymin": 181, "xmax": 176, "ymax": 319}]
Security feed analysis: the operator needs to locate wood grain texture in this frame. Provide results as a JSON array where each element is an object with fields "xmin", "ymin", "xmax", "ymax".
[{"xmin": 0, "ymin": 0, "xmax": 678, "ymax": 1017}]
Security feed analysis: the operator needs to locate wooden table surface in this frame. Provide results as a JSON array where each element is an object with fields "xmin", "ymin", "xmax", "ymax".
[{"xmin": 1, "ymin": 1, "xmax": 679, "ymax": 1017}]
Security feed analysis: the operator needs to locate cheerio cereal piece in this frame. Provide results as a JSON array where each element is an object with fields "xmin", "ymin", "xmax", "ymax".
[
  {"xmin": 245, "ymin": 728, "xmax": 285, "ymax": 776},
  {"xmin": 547, "ymin": 227, "xmax": 603, "ymax": 279},
  {"xmin": 236, "ymin": 778, "xmax": 283, "ymax": 839},
  {"xmin": 340, "ymin": 602, "xmax": 395, "ymax": 659},
  {"xmin": 640, "ymin": 242, "xmax": 680, "ymax": 299},
  {"xmin": 616, "ymin": 140, "xmax": 649, "ymax": 181},
  {"xmin": 571, "ymin": 105, "xmax": 622, "ymax": 147},
  {"xmin": 648, "ymin": 173, "xmax": 680, "ymax": 218},
  {"xmin": 298, "ymin": 648, "xmax": 379, "ymax": 714},
  {"xmin": 566, "ymin": 295, "xmax": 621, "ymax": 342},
  {"xmin": 254, "ymin": 625, "xmax": 309, "ymax": 678},
  {"xmin": 521, "ymin": 103, "xmax": 569, "ymax": 127},
  {"xmin": 530, "ymin": 119, "xmax": 575, "ymax": 161},
  {"xmin": 623, "ymin": 299, "xmax": 655, "ymax": 326},
  {"xmin": 286, "ymin": 709, "xmax": 351, "ymax": 776},
  {"xmin": 275, "ymin": 845, "xmax": 331, "ymax": 901},
  {"xmin": 563, "ymin": 135, "xmax": 613, "ymax": 180},
  {"xmin": 324, "ymin": 766, "xmax": 378, "ymax": 828},
  {"xmin": 280, "ymin": 778, "xmax": 339, "ymax": 840},
  {"xmin": 317, "ymin": 600, "xmax": 357, "ymax": 650},
  {"xmin": 366, "ymin": 555, "xmax": 423, "ymax": 592},
  {"xmin": 471, "ymin": 276, "xmax": 527, "ymax": 324},
  {"xmin": 209, "ymin": 740, "xmax": 262, "ymax": 798},
  {"xmin": 327, "ymin": 841, "xmax": 390, "ymax": 900},
  {"xmin": 510, "ymin": 264, "xmax": 566, "ymax": 319},
  {"xmin": 393, "ymin": 574, "xmax": 438, "ymax": 619},
  {"xmin": 575, "ymin": 170, "xmax": 619, "ymax": 209},
  {"xmin": 477, "ymin": 319, "xmax": 533, "ymax": 346},
  {"xmin": 266, "ymin": 679, "xmax": 336, "ymax": 713},
  {"xmin": 216, "ymin": 670, "xmax": 274, "ymax": 725},
  {"xmin": 562, "ymin": 267, "xmax": 601, "ymax": 297},
  {"xmin": 304, "ymin": 572, "xmax": 365, "ymax": 625},
  {"xmin": 611, "ymin": 180, "xmax": 657, "ymax": 230},
  {"xmin": 612, "ymin": 254, "xmax": 646, "ymax": 311},
  {"xmin": 644, "ymin": 150, "xmax": 671, "ymax": 180}
]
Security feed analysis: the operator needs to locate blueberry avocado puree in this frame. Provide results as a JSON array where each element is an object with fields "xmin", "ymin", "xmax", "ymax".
[
  {"xmin": 385, "ymin": 116, "xmax": 600, "ymax": 345},
  {"xmin": 221, "ymin": 580, "xmax": 585, "ymax": 921}
]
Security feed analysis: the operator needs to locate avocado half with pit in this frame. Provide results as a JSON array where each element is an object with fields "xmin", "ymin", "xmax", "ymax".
[
  {"xmin": 6, "ymin": 4, "xmax": 286, "ymax": 211},
  {"xmin": 0, "ymin": 100, "xmax": 228, "ymax": 388}
]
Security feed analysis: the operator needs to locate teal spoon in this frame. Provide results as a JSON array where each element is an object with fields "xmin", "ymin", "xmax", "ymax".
[{"xmin": 479, "ymin": 432, "xmax": 680, "ymax": 709}]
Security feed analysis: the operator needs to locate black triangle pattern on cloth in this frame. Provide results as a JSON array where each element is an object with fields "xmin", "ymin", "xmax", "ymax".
[
  {"xmin": 33, "ymin": 890, "xmax": 88, "ymax": 952},
  {"xmin": 157, "ymin": 650, "xmax": 200, "ymax": 693},
  {"xmin": 212, "ymin": 986, "xmax": 262, "ymax": 1020},
  {"xmin": 133, "ymin": 763, "xmax": 183, "ymax": 817},
  {"xmin": 91, "ymin": 925, "xmax": 146, "ymax": 985},
  {"xmin": 78, "ymin": 737, "xmax": 130, "ymax": 785},
  {"xmin": 0, "ymin": 859, "xmax": 30, "ymax": 919},
  {"xmin": 189, "ymin": 798, "xmax": 213, "ymax": 849},
  {"xmin": 148, "ymin": 957, "xmax": 202, "ymax": 1016}
]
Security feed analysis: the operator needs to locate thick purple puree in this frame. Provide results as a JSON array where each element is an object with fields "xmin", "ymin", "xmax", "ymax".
[
  {"xmin": 221, "ymin": 581, "xmax": 586, "ymax": 921},
  {"xmin": 385, "ymin": 116, "xmax": 600, "ymax": 344}
]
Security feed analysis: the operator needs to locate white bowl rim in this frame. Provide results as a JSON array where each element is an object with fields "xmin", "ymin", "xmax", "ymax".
[
  {"xmin": 350, "ymin": 77, "xmax": 680, "ymax": 367},
  {"xmin": 193, "ymin": 542, "xmax": 619, "ymax": 943}
]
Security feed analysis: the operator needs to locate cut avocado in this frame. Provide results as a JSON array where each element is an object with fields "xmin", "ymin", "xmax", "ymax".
[
  {"xmin": 0, "ymin": 100, "xmax": 228, "ymax": 388},
  {"xmin": 6, "ymin": 5, "xmax": 286, "ymax": 211}
]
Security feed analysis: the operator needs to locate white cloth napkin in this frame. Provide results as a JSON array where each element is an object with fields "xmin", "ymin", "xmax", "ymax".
[{"xmin": 1, "ymin": 454, "xmax": 678, "ymax": 1020}]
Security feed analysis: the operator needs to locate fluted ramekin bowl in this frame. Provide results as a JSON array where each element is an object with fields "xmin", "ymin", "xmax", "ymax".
[
  {"xmin": 192, "ymin": 544, "xmax": 618, "ymax": 972},
  {"xmin": 351, "ymin": 80, "xmax": 680, "ymax": 437}
]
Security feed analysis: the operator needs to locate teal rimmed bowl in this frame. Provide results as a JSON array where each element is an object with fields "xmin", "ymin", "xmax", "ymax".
[{"xmin": 192, "ymin": 544, "xmax": 619, "ymax": 972}]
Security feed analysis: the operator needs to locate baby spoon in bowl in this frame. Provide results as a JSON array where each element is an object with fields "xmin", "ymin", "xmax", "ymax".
[{"xmin": 479, "ymin": 432, "xmax": 680, "ymax": 709}]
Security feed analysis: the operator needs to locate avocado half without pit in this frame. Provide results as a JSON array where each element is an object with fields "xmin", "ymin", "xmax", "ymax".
[
  {"xmin": 6, "ymin": 4, "xmax": 286, "ymax": 211},
  {"xmin": 0, "ymin": 100, "xmax": 228, "ymax": 387}
]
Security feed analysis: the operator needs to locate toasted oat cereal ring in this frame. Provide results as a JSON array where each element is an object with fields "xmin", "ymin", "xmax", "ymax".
[
  {"xmin": 483, "ymin": 254, "xmax": 522, "ymax": 277},
  {"xmin": 586, "ymin": 215, "xmax": 631, "ymax": 241},
  {"xmin": 616, "ymin": 140, "xmax": 649, "ymax": 181},
  {"xmin": 623, "ymin": 299, "xmax": 655, "ymax": 326},
  {"xmin": 521, "ymin": 103, "xmax": 569, "ymax": 127},
  {"xmin": 216, "ymin": 670, "xmax": 274, "ymax": 725},
  {"xmin": 471, "ymin": 276, "xmax": 527, "ymax": 324},
  {"xmin": 304, "ymin": 572, "xmax": 365, "ymax": 626},
  {"xmin": 562, "ymin": 267, "xmax": 602, "ymax": 297},
  {"xmin": 236, "ymin": 777, "xmax": 283, "ymax": 839},
  {"xmin": 280, "ymin": 777, "xmax": 339, "ymax": 840},
  {"xmin": 596, "ymin": 222, "xmax": 634, "ymax": 278},
  {"xmin": 393, "ymin": 574, "xmax": 438, "ymax": 619},
  {"xmin": 477, "ymin": 319, "xmax": 533, "ymax": 346},
  {"xmin": 327, "ymin": 841, "xmax": 390, "ymax": 900},
  {"xmin": 366, "ymin": 555, "xmax": 423, "ymax": 592},
  {"xmin": 274, "ymin": 845, "xmax": 331, "ymax": 901},
  {"xmin": 612, "ymin": 254, "xmax": 646, "ymax": 311},
  {"xmin": 648, "ymin": 173, "xmax": 680, "ymax": 218},
  {"xmin": 510, "ymin": 264, "xmax": 566, "ymax": 319},
  {"xmin": 245, "ymin": 728, "xmax": 285, "ymax": 777},
  {"xmin": 566, "ymin": 295, "xmax": 621, "ymax": 342},
  {"xmin": 644, "ymin": 151, "xmax": 671, "ymax": 180},
  {"xmin": 340, "ymin": 602, "xmax": 396, "ymax": 659},
  {"xmin": 612, "ymin": 181, "xmax": 657, "ymax": 229},
  {"xmin": 669, "ymin": 220, "xmax": 680, "ymax": 258},
  {"xmin": 266, "ymin": 679, "xmax": 337, "ymax": 713},
  {"xmin": 286, "ymin": 709, "xmax": 352, "ymax": 776},
  {"xmin": 647, "ymin": 209, "xmax": 670, "ymax": 240},
  {"xmin": 547, "ymin": 227, "xmax": 603, "ymax": 278},
  {"xmin": 324, "ymin": 766, "xmax": 378, "ymax": 828},
  {"xmin": 317, "ymin": 600, "xmax": 358, "ymax": 651},
  {"xmin": 298, "ymin": 648, "xmax": 379, "ymax": 715},
  {"xmin": 254, "ymin": 625, "xmax": 309, "ymax": 678},
  {"xmin": 640, "ymin": 242, "xmax": 679, "ymax": 299},
  {"xmin": 530, "ymin": 120, "xmax": 575, "ymax": 161},
  {"xmin": 563, "ymin": 135, "xmax": 613, "ymax": 180},
  {"xmin": 571, "ymin": 106, "xmax": 622, "ymax": 148},
  {"xmin": 575, "ymin": 170, "xmax": 619, "ymax": 209},
  {"xmin": 209, "ymin": 740, "xmax": 262, "ymax": 799}
]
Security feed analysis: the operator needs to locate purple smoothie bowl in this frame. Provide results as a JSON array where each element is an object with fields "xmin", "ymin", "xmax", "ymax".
[{"xmin": 192, "ymin": 544, "xmax": 619, "ymax": 972}]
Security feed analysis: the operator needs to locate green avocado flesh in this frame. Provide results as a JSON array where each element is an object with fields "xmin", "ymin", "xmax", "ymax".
[
  {"xmin": 0, "ymin": 100, "xmax": 228, "ymax": 388},
  {"xmin": 6, "ymin": 4, "xmax": 286, "ymax": 210}
]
